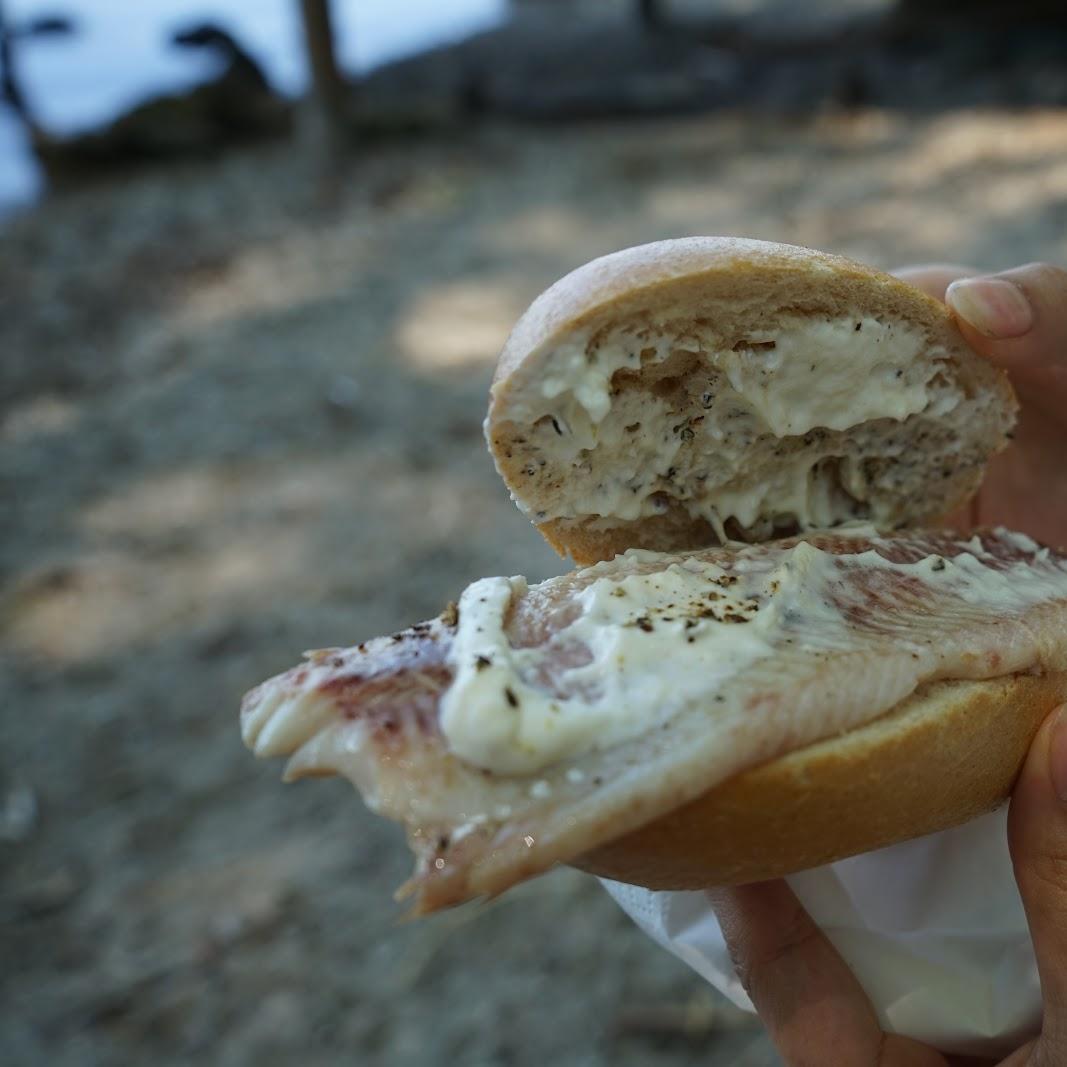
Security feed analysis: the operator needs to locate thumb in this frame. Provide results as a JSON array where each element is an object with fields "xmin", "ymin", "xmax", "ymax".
[
  {"xmin": 1008, "ymin": 704, "xmax": 1067, "ymax": 1060},
  {"xmin": 945, "ymin": 264, "xmax": 1067, "ymax": 415}
]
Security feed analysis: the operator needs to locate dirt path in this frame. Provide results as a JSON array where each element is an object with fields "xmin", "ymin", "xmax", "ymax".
[{"xmin": 3, "ymin": 109, "xmax": 1067, "ymax": 1065}]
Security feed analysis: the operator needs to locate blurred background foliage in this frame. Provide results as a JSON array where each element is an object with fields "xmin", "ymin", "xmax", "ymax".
[{"xmin": 2, "ymin": 2, "xmax": 1067, "ymax": 1065}]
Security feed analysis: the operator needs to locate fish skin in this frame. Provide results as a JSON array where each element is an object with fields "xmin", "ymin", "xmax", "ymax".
[{"xmin": 240, "ymin": 529, "xmax": 1067, "ymax": 914}]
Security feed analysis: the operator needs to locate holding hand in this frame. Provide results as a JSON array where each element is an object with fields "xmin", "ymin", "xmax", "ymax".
[{"xmin": 709, "ymin": 262, "xmax": 1067, "ymax": 1067}]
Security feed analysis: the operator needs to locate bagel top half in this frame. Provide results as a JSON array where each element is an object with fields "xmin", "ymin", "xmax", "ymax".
[{"xmin": 486, "ymin": 238, "xmax": 1017, "ymax": 564}]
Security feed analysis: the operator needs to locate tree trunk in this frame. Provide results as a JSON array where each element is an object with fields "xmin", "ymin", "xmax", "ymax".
[
  {"xmin": 637, "ymin": 0, "xmax": 667, "ymax": 31},
  {"xmin": 0, "ymin": 0, "xmax": 24, "ymax": 118},
  {"xmin": 297, "ymin": 0, "xmax": 348, "ymax": 151}
]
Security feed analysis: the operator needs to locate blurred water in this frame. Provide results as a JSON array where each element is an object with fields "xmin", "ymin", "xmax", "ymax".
[{"xmin": 0, "ymin": 0, "xmax": 506, "ymax": 212}]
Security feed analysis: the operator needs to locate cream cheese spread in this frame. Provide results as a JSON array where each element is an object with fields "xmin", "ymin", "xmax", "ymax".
[
  {"xmin": 439, "ymin": 559, "xmax": 782, "ymax": 776},
  {"xmin": 718, "ymin": 317, "xmax": 936, "ymax": 436},
  {"xmin": 495, "ymin": 314, "xmax": 961, "ymax": 535}
]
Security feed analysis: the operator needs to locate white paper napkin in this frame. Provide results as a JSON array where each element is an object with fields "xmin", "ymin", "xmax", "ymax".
[{"xmin": 603, "ymin": 808, "xmax": 1041, "ymax": 1059}]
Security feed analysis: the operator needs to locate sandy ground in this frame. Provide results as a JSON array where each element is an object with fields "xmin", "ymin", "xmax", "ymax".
[{"xmin": 3, "ymin": 107, "xmax": 1067, "ymax": 1066}]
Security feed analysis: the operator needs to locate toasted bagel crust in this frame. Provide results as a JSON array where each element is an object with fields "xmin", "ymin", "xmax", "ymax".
[
  {"xmin": 575, "ymin": 672, "xmax": 1067, "ymax": 888},
  {"xmin": 492, "ymin": 238, "xmax": 906, "ymax": 388}
]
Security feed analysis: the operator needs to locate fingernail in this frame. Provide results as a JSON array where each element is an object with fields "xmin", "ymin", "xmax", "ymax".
[
  {"xmin": 946, "ymin": 277, "xmax": 1033, "ymax": 339},
  {"xmin": 1048, "ymin": 706, "xmax": 1067, "ymax": 803}
]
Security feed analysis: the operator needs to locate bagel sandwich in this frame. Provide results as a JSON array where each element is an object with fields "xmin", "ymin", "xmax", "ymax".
[{"xmin": 241, "ymin": 239, "xmax": 1067, "ymax": 914}]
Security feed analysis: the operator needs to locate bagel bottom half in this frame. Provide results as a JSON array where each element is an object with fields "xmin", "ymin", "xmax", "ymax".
[{"xmin": 574, "ymin": 672, "xmax": 1067, "ymax": 889}]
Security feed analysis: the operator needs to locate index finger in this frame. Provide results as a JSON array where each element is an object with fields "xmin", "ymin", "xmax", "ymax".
[{"xmin": 708, "ymin": 880, "xmax": 946, "ymax": 1065}]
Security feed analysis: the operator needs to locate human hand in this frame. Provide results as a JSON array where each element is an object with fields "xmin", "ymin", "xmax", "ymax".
[
  {"xmin": 708, "ymin": 704, "xmax": 1067, "ymax": 1067},
  {"xmin": 707, "ymin": 263, "xmax": 1067, "ymax": 1064},
  {"xmin": 894, "ymin": 263, "xmax": 1067, "ymax": 547}
]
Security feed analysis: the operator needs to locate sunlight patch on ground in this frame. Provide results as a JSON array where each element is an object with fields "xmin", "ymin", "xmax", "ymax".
[
  {"xmin": 1, "ymin": 393, "xmax": 81, "ymax": 443},
  {"xmin": 970, "ymin": 160, "xmax": 1067, "ymax": 224},
  {"xmin": 643, "ymin": 183, "xmax": 753, "ymax": 230},
  {"xmin": 172, "ymin": 234, "xmax": 355, "ymax": 333},
  {"xmin": 80, "ymin": 463, "xmax": 342, "ymax": 539},
  {"xmin": 893, "ymin": 113, "xmax": 1067, "ymax": 188},
  {"xmin": 0, "ymin": 534, "xmax": 307, "ymax": 663},
  {"xmin": 842, "ymin": 197, "xmax": 968, "ymax": 250},
  {"xmin": 3, "ymin": 452, "xmax": 514, "ymax": 664},
  {"xmin": 485, "ymin": 204, "xmax": 592, "ymax": 256},
  {"xmin": 5, "ymin": 463, "xmax": 329, "ymax": 663},
  {"xmin": 396, "ymin": 279, "xmax": 524, "ymax": 369}
]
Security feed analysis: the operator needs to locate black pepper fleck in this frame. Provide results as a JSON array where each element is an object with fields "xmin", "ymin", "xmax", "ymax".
[{"xmin": 504, "ymin": 687, "xmax": 519, "ymax": 708}]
